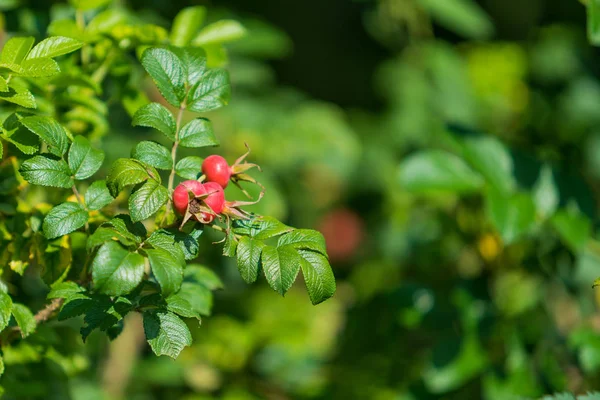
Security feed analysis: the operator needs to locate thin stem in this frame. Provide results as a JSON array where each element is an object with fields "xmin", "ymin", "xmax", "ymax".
[
  {"xmin": 72, "ymin": 184, "xmax": 89, "ymax": 231},
  {"xmin": 163, "ymin": 103, "xmax": 186, "ymax": 225}
]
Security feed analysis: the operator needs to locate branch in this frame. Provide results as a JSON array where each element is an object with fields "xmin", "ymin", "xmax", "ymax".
[{"xmin": 34, "ymin": 298, "xmax": 64, "ymax": 324}]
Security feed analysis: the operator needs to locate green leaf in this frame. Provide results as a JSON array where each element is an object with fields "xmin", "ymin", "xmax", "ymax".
[
  {"xmin": 92, "ymin": 241, "xmax": 145, "ymax": 296},
  {"xmin": 0, "ymin": 76, "xmax": 8, "ymax": 92},
  {"xmin": 178, "ymin": 118, "xmax": 218, "ymax": 148},
  {"xmin": 132, "ymin": 102, "xmax": 176, "ymax": 141},
  {"xmin": 261, "ymin": 245, "xmax": 302, "ymax": 296},
  {"xmin": 298, "ymin": 249, "xmax": 335, "ymax": 305},
  {"xmin": 166, "ymin": 293, "xmax": 201, "ymax": 320},
  {"xmin": 533, "ymin": 165, "xmax": 559, "ymax": 219},
  {"xmin": 140, "ymin": 47, "xmax": 186, "ymax": 107},
  {"xmin": 146, "ymin": 248, "xmax": 183, "ymax": 296},
  {"xmin": 132, "ymin": 141, "xmax": 172, "ymax": 170},
  {"xmin": 177, "ymin": 265, "xmax": 215, "ymax": 316},
  {"xmin": 461, "ymin": 135, "xmax": 514, "ymax": 195},
  {"xmin": 552, "ymin": 209, "xmax": 591, "ymax": 253},
  {"xmin": 146, "ymin": 230, "xmax": 185, "ymax": 265},
  {"xmin": 236, "ymin": 236, "xmax": 265, "ymax": 283},
  {"xmin": 0, "ymin": 291, "xmax": 13, "ymax": 331},
  {"xmin": 589, "ymin": 0, "xmax": 600, "ymax": 45},
  {"xmin": 0, "ymin": 36, "xmax": 34, "ymax": 65},
  {"xmin": 277, "ymin": 229, "xmax": 328, "ymax": 256},
  {"xmin": 129, "ymin": 179, "xmax": 169, "ymax": 222},
  {"xmin": 26, "ymin": 36, "xmax": 83, "ymax": 60},
  {"xmin": 43, "ymin": 202, "xmax": 88, "ymax": 239},
  {"xmin": 170, "ymin": 6, "xmax": 206, "ymax": 47},
  {"xmin": 187, "ymin": 69, "xmax": 231, "ymax": 113},
  {"xmin": 143, "ymin": 310, "xmax": 192, "ymax": 359},
  {"xmin": 0, "ymin": 87, "xmax": 36, "ymax": 108},
  {"xmin": 80, "ymin": 296, "xmax": 132, "ymax": 341},
  {"xmin": 186, "ymin": 265, "xmax": 223, "ymax": 290},
  {"xmin": 58, "ymin": 293, "xmax": 93, "ymax": 321},
  {"xmin": 233, "ymin": 216, "xmax": 293, "ymax": 240},
  {"xmin": 398, "ymin": 150, "xmax": 484, "ymax": 193},
  {"xmin": 85, "ymin": 180, "xmax": 113, "ymax": 210},
  {"xmin": 415, "ymin": 0, "xmax": 494, "ymax": 40},
  {"xmin": 68, "ymin": 136, "xmax": 104, "ymax": 179},
  {"xmin": 87, "ymin": 215, "xmax": 146, "ymax": 251},
  {"xmin": 486, "ymin": 190, "xmax": 536, "ymax": 245},
  {"xmin": 21, "ymin": 58, "xmax": 60, "ymax": 77},
  {"xmin": 193, "ymin": 20, "xmax": 247, "ymax": 46},
  {"xmin": 20, "ymin": 156, "xmax": 73, "ymax": 188},
  {"xmin": 223, "ymin": 229, "xmax": 237, "ymax": 257},
  {"xmin": 169, "ymin": 46, "xmax": 207, "ymax": 85},
  {"xmin": 47, "ymin": 281, "xmax": 85, "ymax": 299},
  {"xmin": 11, "ymin": 303, "xmax": 36, "ymax": 338},
  {"xmin": 69, "ymin": 0, "xmax": 111, "ymax": 11},
  {"xmin": 106, "ymin": 158, "xmax": 150, "ymax": 196},
  {"xmin": 20, "ymin": 115, "xmax": 69, "ymax": 157},
  {"xmin": 175, "ymin": 156, "xmax": 203, "ymax": 179}
]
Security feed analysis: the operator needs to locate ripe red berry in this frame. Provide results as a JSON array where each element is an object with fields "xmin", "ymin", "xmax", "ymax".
[
  {"xmin": 173, "ymin": 180, "xmax": 204, "ymax": 215},
  {"xmin": 202, "ymin": 155, "xmax": 231, "ymax": 188},
  {"xmin": 201, "ymin": 181, "xmax": 225, "ymax": 216}
]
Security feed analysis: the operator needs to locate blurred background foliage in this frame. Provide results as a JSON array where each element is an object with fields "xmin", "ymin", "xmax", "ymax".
[{"xmin": 3, "ymin": 0, "xmax": 600, "ymax": 399}]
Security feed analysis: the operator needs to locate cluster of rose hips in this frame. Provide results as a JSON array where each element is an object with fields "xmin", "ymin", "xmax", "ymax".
[{"xmin": 172, "ymin": 147, "xmax": 263, "ymax": 227}]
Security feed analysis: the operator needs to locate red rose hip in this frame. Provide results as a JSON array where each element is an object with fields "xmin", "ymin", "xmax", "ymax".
[
  {"xmin": 202, "ymin": 155, "xmax": 231, "ymax": 188},
  {"xmin": 173, "ymin": 180, "xmax": 204, "ymax": 215}
]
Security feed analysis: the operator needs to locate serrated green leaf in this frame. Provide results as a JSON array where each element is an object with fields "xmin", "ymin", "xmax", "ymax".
[
  {"xmin": 0, "ymin": 291, "xmax": 13, "ymax": 331},
  {"xmin": 0, "ymin": 36, "xmax": 34, "ymax": 65},
  {"xmin": 143, "ymin": 310, "xmax": 192, "ymax": 359},
  {"xmin": 223, "ymin": 229, "xmax": 237, "ymax": 257},
  {"xmin": 92, "ymin": 241, "xmax": 145, "ymax": 296},
  {"xmin": 297, "ymin": 249, "xmax": 335, "ymax": 305},
  {"xmin": 146, "ymin": 230, "xmax": 185, "ymax": 265},
  {"xmin": 261, "ymin": 244, "xmax": 302, "ymax": 296},
  {"xmin": 87, "ymin": 215, "xmax": 146, "ymax": 251},
  {"xmin": 20, "ymin": 115, "xmax": 69, "ymax": 157},
  {"xmin": 399, "ymin": 150, "xmax": 484, "ymax": 193},
  {"xmin": 58, "ymin": 293, "xmax": 93, "ymax": 320},
  {"xmin": 132, "ymin": 141, "xmax": 172, "ymax": 170},
  {"xmin": 47, "ymin": 281, "xmax": 85, "ymax": 299},
  {"xmin": 188, "ymin": 69, "xmax": 231, "ymax": 113},
  {"xmin": 140, "ymin": 47, "xmax": 186, "ymax": 107},
  {"xmin": 193, "ymin": 20, "xmax": 247, "ymax": 46},
  {"xmin": 277, "ymin": 229, "xmax": 328, "ymax": 256},
  {"xmin": 20, "ymin": 156, "xmax": 73, "ymax": 188},
  {"xmin": 170, "ymin": 6, "xmax": 206, "ymax": 47},
  {"xmin": 81, "ymin": 296, "xmax": 132, "ymax": 341},
  {"xmin": 11, "ymin": 303, "xmax": 36, "ymax": 338},
  {"xmin": 68, "ymin": 136, "xmax": 105, "ymax": 179},
  {"xmin": 106, "ymin": 158, "xmax": 150, "ymax": 196},
  {"xmin": 3, "ymin": 125, "xmax": 38, "ymax": 153},
  {"xmin": 85, "ymin": 180, "xmax": 113, "ymax": 210},
  {"xmin": 132, "ymin": 102, "xmax": 176, "ymax": 141},
  {"xmin": 26, "ymin": 36, "xmax": 83, "ymax": 60},
  {"xmin": 169, "ymin": 46, "xmax": 207, "ymax": 85},
  {"xmin": 178, "ymin": 266, "xmax": 214, "ymax": 316},
  {"xmin": 234, "ymin": 216, "xmax": 293, "ymax": 240},
  {"xmin": 178, "ymin": 118, "xmax": 218, "ymax": 148},
  {"xmin": 129, "ymin": 179, "xmax": 169, "ymax": 222},
  {"xmin": 146, "ymin": 248, "xmax": 183, "ymax": 296},
  {"xmin": 236, "ymin": 236, "xmax": 265, "ymax": 283},
  {"xmin": 43, "ymin": 202, "xmax": 88, "ymax": 239},
  {"xmin": 20, "ymin": 57, "xmax": 60, "ymax": 77},
  {"xmin": 175, "ymin": 156, "xmax": 203, "ymax": 180},
  {"xmin": 0, "ymin": 87, "xmax": 36, "ymax": 108},
  {"xmin": 166, "ymin": 293, "xmax": 201, "ymax": 319}
]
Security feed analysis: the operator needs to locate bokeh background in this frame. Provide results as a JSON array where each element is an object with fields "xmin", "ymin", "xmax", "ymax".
[{"xmin": 3, "ymin": 0, "xmax": 600, "ymax": 399}]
